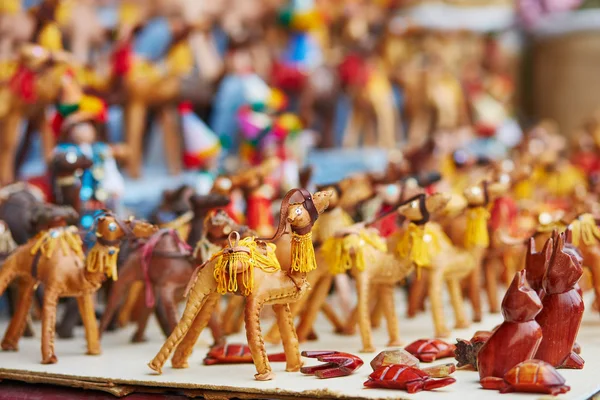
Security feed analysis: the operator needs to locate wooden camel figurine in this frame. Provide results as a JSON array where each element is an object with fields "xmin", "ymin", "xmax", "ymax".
[
  {"xmin": 0, "ymin": 213, "xmax": 154, "ymax": 363},
  {"xmin": 110, "ymin": 12, "xmax": 216, "ymax": 178},
  {"xmin": 0, "ymin": 44, "xmax": 72, "ymax": 185},
  {"xmin": 443, "ymin": 179, "xmax": 509, "ymax": 322},
  {"xmin": 148, "ymin": 188, "xmax": 332, "ymax": 381},
  {"xmin": 263, "ymin": 181, "xmax": 362, "ymax": 345},
  {"xmin": 100, "ymin": 198, "xmax": 237, "ymax": 345},
  {"xmin": 398, "ymin": 193, "xmax": 476, "ymax": 338}
]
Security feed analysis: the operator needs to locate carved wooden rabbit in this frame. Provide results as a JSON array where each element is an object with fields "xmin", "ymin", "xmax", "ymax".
[{"xmin": 477, "ymin": 270, "xmax": 543, "ymax": 379}]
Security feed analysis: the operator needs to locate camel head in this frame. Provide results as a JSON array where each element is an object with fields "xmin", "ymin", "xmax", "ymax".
[
  {"xmin": 315, "ymin": 182, "xmax": 341, "ymax": 210},
  {"xmin": 397, "ymin": 193, "xmax": 451, "ymax": 223},
  {"xmin": 211, "ymin": 176, "xmax": 234, "ymax": 195},
  {"xmin": 286, "ymin": 190, "xmax": 332, "ymax": 231},
  {"xmin": 264, "ymin": 189, "xmax": 332, "ymax": 241},
  {"xmin": 463, "ymin": 179, "xmax": 509, "ymax": 208},
  {"xmin": 204, "ymin": 210, "xmax": 236, "ymax": 239},
  {"xmin": 338, "ymin": 173, "xmax": 376, "ymax": 212}
]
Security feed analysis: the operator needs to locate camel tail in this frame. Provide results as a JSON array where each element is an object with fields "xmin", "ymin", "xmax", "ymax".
[{"xmin": 148, "ymin": 271, "xmax": 211, "ymax": 374}]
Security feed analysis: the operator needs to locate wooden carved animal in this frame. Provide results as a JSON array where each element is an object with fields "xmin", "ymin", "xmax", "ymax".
[
  {"xmin": 443, "ymin": 179, "xmax": 509, "ymax": 322},
  {"xmin": 264, "ymin": 182, "xmax": 359, "ymax": 345},
  {"xmin": 148, "ymin": 189, "xmax": 331, "ymax": 380},
  {"xmin": 365, "ymin": 364, "xmax": 456, "ymax": 393},
  {"xmin": 0, "ymin": 45, "xmax": 72, "ymax": 185},
  {"xmin": 477, "ymin": 270, "xmax": 543, "ymax": 379},
  {"xmin": 404, "ymin": 339, "xmax": 456, "ymax": 363},
  {"xmin": 535, "ymin": 232, "xmax": 585, "ymax": 369},
  {"xmin": 397, "ymin": 193, "xmax": 475, "ymax": 338},
  {"xmin": 0, "ymin": 214, "xmax": 153, "ymax": 363},
  {"xmin": 481, "ymin": 359, "xmax": 570, "ymax": 395}
]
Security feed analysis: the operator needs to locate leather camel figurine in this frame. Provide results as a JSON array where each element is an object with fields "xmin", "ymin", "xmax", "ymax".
[
  {"xmin": 0, "ymin": 212, "xmax": 154, "ymax": 363},
  {"xmin": 148, "ymin": 189, "xmax": 332, "ymax": 381}
]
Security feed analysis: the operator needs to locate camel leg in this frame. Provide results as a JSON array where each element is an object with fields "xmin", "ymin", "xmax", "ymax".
[
  {"xmin": 222, "ymin": 295, "xmax": 244, "ymax": 335},
  {"xmin": 447, "ymin": 278, "xmax": 469, "ymax": 329},
  {"xmin": 7, "ymin": 284, "xmax": 34, "ymax": 337},
  {"xmin": 208, "ymin": 303, "xmax": 225, "ymax": 347},
  {"xmin": 233, "ymin": 304, "xmax": 246, "ymax": 333},
  {"xmin": 342, "ymin": 107, "xmax": 364, "ymax": 148},
  {"xmin": 244, "ymin": 294, "xmax": 274, "ymax": 381},
  {"xmin": 343, "ymin": 307, "xmax": 358, "ymax": 335},
  {"xmin": 171, "ymin": 292, "xmax": 219, "ymax": 369},
  {"xmin": 0, "ymin": 258, "xmax": 18, "ymax": 299},
  {"xmin": 356, "ymin": 272, "xmax": 375, "ymax": 353},
  {"xmin": 272, "ymin": 303, "xmax": 302, "ymax": 372},
  {"xmin": 41, "ymin": 290, "xmax": 60, "ymax": 364},
  {"xmin": 2, "ymin": 278, "xmax": 35, "ymax": 351},
  {"xmin": 373, "ymin": 95, "xmax": 397, "ymax": 148},
  {"xmin": 156, "ymin": 285, "xmax": 179, "ymax": 336},
  {"xmin": 0, "ymin": 112, "xmax": 21, "ymax": 184},
  {"xmin": 428, "ymin": 270, "xmax": 450, "ymax": 338},
  {"xmin": 407, "ymin": 275, "xmax": 427, "ymax": 318},
  {"xmin": 37, "ymin": 112, "xmax": 55, "ymax": 164},
  {"xmin": 158, "ymin": 106, "xmax": 182, "ymax": 176},
  {"xmin": 370, "ymin": 290, "xmax": 383, "ymax": 328},
  {"xmin": 379, "ymin": 284, "xmax": 402, "ymax": 347},
  {"xmin": 124, "ymin": 100, "xmax": 147, "ymax": 179},
  {"xmin": 56, "ymin": 298, "xmax": 80, "ymax": 339},
  {"xmin": 99, "ymin": 264, "xmax": 138, "ymax": 334},
  {"xmin": 486, "ymin": 257, "xmax": 501, "ymax": 313},
  {"xmin": 148, "ymin": 269, "xmax": 215, "ymax": 374},
  {"xmin": 320, "ymin": 302, "xmax": 345, "ymax": 333},
  {"xmin": 132, "ymin": 305, "xmax": 154, "ymax": 343},
  {"xmin": 117, "ymin": 281, "xmax": 144, "ymax": 327},
  {"xmin": 77, "ymin": 294, "xmax": 101, "ymax": 355},
  {"xmin": 468, "ymin": 248, "xmax": 485, "ymax": 322},
  {"xmin": 588, "ymin": 254, "xmax": 600, "ymax": 313},
  {"xmin": 296, "ymin": 275, "xmax": 333, "ymax": 342}
]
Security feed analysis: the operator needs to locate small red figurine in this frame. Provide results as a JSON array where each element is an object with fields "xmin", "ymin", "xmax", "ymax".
[
  {"xmin": 455, "ymin": 330, "xmax": 493, "ymax": 369},
  {"xmin": 300, "ymin": 351, "xmax": 364, "ymax": 379},
  {"xmin": 535, "ymin": 232, "xmax": 585, "ymax": 369},
  {"xmin": 477, "ymin": 270, "xmax": 543, "ymax": 379},
  {"xmin": 525, "ymin": 236, "xmax": 554, "ymax": 298},
  {"xmin": 480, "ymin": 359, "xmax": 570, "ymax": 395},
  {"xmin": 404, "ymin": 339, "xmax": 456, "ymax": 363},
  {"xmin": 364, "ymin": 365, "xmax": 456, "ymax": 393}
]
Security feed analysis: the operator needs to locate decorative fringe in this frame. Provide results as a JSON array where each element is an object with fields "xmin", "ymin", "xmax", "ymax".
[
  {"xmin": 290, "ymin": 232, "xmax": 317, "ymax": 273},
  {"xmin": 30, "ymin": 227, "xmax": 83, "ymax": 259},
  {"xmin": 321, "ymin": 229, "xmax": 387, "ymax": 275},
  {"xmin": 86, "ymin": 244, "xmax": 120, "ymax": 281},
  {"xmin": 570, "ymin": 214, "xmax": 600, "ymax": 247},
  {"xmin": 212, "ymin": 237, "xmax": 281, "ymax": 296},
  {"xmin": 397, "ymin": 223, "xmax": 440, "ymax": 279},
  {"xmin": 465, "ymin": 206, "xmax": 491, "ymax": 249}
]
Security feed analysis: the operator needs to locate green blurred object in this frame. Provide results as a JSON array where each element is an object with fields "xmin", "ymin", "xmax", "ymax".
[
  {"xmin": 278, "ymin": 7, "xmax": 294, "ymax": 27},
  {"xmin": 580, "ymin": 0, "xmax": 600, "ymax": 8}
]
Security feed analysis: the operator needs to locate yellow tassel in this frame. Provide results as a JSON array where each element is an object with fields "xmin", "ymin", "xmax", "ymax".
[
  {"xmin": 513, "ymin": 180, "xmax": 533, "ymax": 200},
  {"xmin": 166, "ymin": 42, "xmax": 194, "ymax": 77},
  {"xmin": 30, "ymin": 228, "xmax": 83, "ymax": 259},
  {"xmin": 290, "ymin": 232, "xmax": 317, "ymax": 273},
  {"xmin": 86, "ymin": 245, "xmax": 120, "ymax": 280},
  {"xmin": 465, "ymin": 206, "xmax": 491, "ymax": 249},
  {"xmin": 397, "ymin": 223, "xmax": 441, "ymax": 278},
  {"xmin": 212, "ymin": 237, "xmax": 281, "ymax": 295},
  {"xmin": 570, "ymin": 214, "xmax": 600, "ymax": 247},
  {"xmin": 38, "ymin": 23, "xmax": 63, "ymax": 51}
]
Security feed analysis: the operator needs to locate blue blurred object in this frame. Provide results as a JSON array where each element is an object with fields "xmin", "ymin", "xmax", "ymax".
[{"xmin": 134, "ymin": 17, "xmax": 173, "ymax": 61}]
